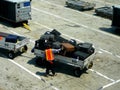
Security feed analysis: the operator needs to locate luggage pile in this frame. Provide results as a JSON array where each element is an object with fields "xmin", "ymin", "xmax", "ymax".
[
  {"xmin": 66, "ymin": 0, "xmax": 96, "ymax": 11},
  {"xmin": 34, "ymin": 30, "xmax": 95, "ymax": 60},
  {"xmin": 95, "ymin": 6, "xmax": 113, "ymax": 20}
]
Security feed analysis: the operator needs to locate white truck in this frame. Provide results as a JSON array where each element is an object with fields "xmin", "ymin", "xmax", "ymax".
[
  {"xmin": 32, "ymin": 30, "xmax": 95, "ymax": 77},
  {"xmin": 0, "ymin": 32, "xmax": 29, "ymax": 59}
]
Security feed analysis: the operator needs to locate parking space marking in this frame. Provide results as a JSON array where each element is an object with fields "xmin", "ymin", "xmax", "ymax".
[
  {"xmin": 7, "ymin": 59, "xmax": 59, "ymax": 90},
  {"xmin": 100, "ymin": 79, "xmax": 120, "ymax": 90},
  {"xmin": 32, "ymin": 7, "xmax": 120, "ymax": 40},
  {"xmin": 90, "ymin": 69, "xmax": 115, "ymax": 82},
  {"xmin": 99, "ymin": 48, "xmax": 113, "ymax": 55}
]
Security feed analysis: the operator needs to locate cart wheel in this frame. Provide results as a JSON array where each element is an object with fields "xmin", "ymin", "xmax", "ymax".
[
  {"xmin": 35, "ymin": 57, "xmax": 45, "ymax": 66},
  {"xmin": 88, "ymin": 47, "xmax": 95, "ymax": 54},
  {"xmin": 86, "ymin": 61, "xmax": 93, "ymax": 69},
  {"xmin": 74, "ymin": 68, "xmax": 82, "ymax": 77},
  {"xmin": 8, "ymin": 51, "xmax": 15, "ymax": 59},
  {"xmin": 21, "ymin": 45, "xmax": 28, "ymax": 53}
]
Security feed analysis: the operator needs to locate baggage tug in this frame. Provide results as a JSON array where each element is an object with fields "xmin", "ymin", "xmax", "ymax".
[{"xmin": 0, "ymin": 0, "xmax": 31, "ymax": 25}]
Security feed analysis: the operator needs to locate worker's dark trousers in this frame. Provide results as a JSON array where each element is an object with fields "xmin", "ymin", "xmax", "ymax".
[
  {"xmin": 46, "ymin": 67, "xmax": 55, "ymax": 75},
  {"xmin": 46, "ymin": 61, "xmax": 55, "ymax": 75}
]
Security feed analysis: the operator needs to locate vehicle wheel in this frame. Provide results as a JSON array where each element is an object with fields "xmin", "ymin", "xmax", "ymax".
[
  {"xmin": 86, "ymin": 61, "xmax": 93, "ymax": 69},
  {"xmin": 8, "ymin": 51, "xmax": 15, "ymax": 59},
  {"xmin": 88, "ymin": 47, "xmax": 95, "ymax": 54},
  {"xmin": 35, "ymin": 57, "xmax": 45, "ymax": 66},
  {"xmin": 74, "ymin": 68, "xmax": 82, "ymax": 77},
  {"xmin": 21, "ymin": 45, "xmax": 28, "ymax": 53}
]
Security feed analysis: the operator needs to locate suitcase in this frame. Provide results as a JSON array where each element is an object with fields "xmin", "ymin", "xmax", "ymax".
[
  {"xmin": 52, "ymin": 42, "xmax": 61, "ymax": 49},
  {"xmin": 62, "ymin": 43, "xmax": 75, "ymax": 52},
  {"xmin": 56, "ymin": 36, "xmax": 68, "ymax": 43},
  {"xmin": 40, "ymin": 34, "xmax": 55, "ymax": 42},
  {"xmin": 76, "ymin": 42, "xmax": 92, "ymax": 53},
  {"xmin": 5, "ymin": 34, "xmax": 18, "ymax": 43},
  {"xmin": 50, "ymin": 29, "xmax": 61, "ymax": 36},
  {"xmin": 73, "ymin": 51, "xmax": 90, "ymax": 60}
]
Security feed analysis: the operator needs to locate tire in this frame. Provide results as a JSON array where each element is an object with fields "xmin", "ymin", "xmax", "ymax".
[
  {"xmin": 21, "ymin": 45, "xmax": 28, "ymax": 53},
  {"xmin": 8, "ymin": 51, "xmax": 15, "ymax": 59},
  {"xmin": 74, "ymin": 68, "xmax": 82, "ymax": 77},
  {"xmin": 35, "ymin": 57, "xmax": 45, "ymax": 66},
  {"xmin": 86, "ymin": 61, "xmax": 93, "ymax": 69},
  {"xmin": 88, "ymin": 47, "xmax": 95, "ymax": 54}
]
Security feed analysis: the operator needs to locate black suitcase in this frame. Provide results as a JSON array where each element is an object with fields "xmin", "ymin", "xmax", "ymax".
[
  {"xmin": 56, "ymin": 36, "xmax": 68, "ymax": 43},
  {"xmin": 50, "ymin": 29, "xmax": 61, "ymax": 36},
  {"xmin": 52, "ymin": 42, "xmax": 61, "ymax": 49},
  {"xmin": 76, "ymin": 42, "xmax": 92, "ymax": 53},
  {"xmin": 73, "ymin": 51, "xmax": 90, "ymax": 60},
  {"xmin": 5, "ymin": 34, "xmax": 18, "ymax": 43},
  {"xmin": 40, "ymin": 34, "xmax": 55, "ymax": 42}
]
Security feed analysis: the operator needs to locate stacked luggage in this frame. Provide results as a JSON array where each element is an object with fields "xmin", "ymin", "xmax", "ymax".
[
  {"xmin": 66, "ymin": 0, "xmax": 96, "ymax": 11},
  {"xmin": 34, "ymin": 30, "xmax": 95, "ymax": 61},
  {"xmin": 95, "ymin": 6, "xmax": 113, "ymax": 20}
]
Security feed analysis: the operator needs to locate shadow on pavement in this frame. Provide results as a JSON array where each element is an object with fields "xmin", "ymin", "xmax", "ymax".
[
  {"xmin": 27, "ymin": 58, "xmax": 88, "ymax": 77},
  {"xmin": 0, "ymin": 17, "xmax": 25, "ymax": 28},
  {"xmin": 99, "ymin": 27, "xmax": 120, "ymax": 36}
]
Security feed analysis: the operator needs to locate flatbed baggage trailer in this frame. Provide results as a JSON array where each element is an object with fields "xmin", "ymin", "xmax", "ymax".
[
  {"xmin": 32, "ymin": 30, "xmax": 95, "ymax": 77},
  {"xmin": 66, "ymin": 0, "xmax": 96, "ymax": 11},
  {"xmin": 95, "ymin": 6, "xmax": 113, "ymax": 20},
  {"xmin": 0, "ymin": 32, "xmax": 29, "ymax": 59}
]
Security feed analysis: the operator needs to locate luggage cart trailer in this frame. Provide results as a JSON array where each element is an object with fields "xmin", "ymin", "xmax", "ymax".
[
  {"xmin": 32, "ymin": 30, "xmax": 95, "ymax": 77},
  {"xmin": 0, "ymin": 0, "xmax": 31, "ymax": 24},
  {"xmin": 0, "ymin": 32, "xmax": 29, "ymax": 59}
]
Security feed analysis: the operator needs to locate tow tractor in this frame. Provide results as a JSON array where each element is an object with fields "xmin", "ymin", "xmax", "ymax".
[
  {"xmin": 0, "ymin": 32, "xmax": 29, "ymax": 59},
  {"xmin": 32, "ymin": 30, "xmax": 95, "ymax": 77}
]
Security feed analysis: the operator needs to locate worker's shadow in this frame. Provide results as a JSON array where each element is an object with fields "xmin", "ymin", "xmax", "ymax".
[
  {"xmin": 99, "ymin": 27, "xmax": 120, "ymax": 36},
  {"xmin": 27, "ymin": 57, "xmax": 46, "ymax": 68}
]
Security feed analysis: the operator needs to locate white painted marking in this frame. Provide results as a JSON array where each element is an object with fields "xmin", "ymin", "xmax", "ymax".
[
  {"xmin": 10, "ymin": 30, "xmax": 21, "ymax": 36},
  {"xmin": 8, "ymin": 59, "xmax": 42, "ymax": 80},
  {"xmin": 101, "ymin": 79, "xmax": 120, "ymax": 90},
  {"xmin": 99, "ymin": 48, "xmax": 113, "ymax": 55},
  {"xmin": 8, "ymin": 59, "xmax": 59, "ymax": 90},
  {"xmin": 116, "ymin": 55, "xmax": 120, "ymax": 59},
  {"xmin": 90, "ymin": 69, "xmax": 115, "ymax": 82},
  {"xmin": 98, "ymin": 51, "xmax": 103, "ymax": 54},
  {"xmin": 32, "ymin": 7, "xmax": 120, "ymax": 40}
]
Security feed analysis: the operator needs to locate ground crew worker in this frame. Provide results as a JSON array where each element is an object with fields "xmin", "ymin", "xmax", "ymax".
[{"xmin": 45, "ymin": 45, "xmax": 61, "ymax": 76}]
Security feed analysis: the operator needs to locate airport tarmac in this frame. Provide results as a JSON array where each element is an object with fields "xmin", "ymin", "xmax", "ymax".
[{"xmin": 0, "ymin": 0, "xmax": 120, "ymax": 90}]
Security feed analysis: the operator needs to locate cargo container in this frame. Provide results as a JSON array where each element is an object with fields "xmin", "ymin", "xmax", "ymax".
[
  {"xmin": 112, "ymin": 6, "xmax": 120, "ymax": 28},
  {"xmin": 0, "ymin": 0, "xmax": 31, "ymax": 24}
]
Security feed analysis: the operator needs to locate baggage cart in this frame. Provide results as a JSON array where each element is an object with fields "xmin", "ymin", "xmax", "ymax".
[
  {"xmin": 32, "ymin": 30, "xmax": 95, "ymax": 77},
  {"xmin": 66, "ymin": 0, "xmax": 96, "ymax": 11},
  {"xmin": 95, "ymin": 6, "xmax": 113, "ymax": 20},
  {"xmin": 0, "ymin": 32, "xmax": 29, "ymax": 59}
]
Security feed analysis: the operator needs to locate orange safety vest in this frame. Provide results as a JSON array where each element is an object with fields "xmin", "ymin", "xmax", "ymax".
[{"xmin": 45, "ymin": 49, "xmax": 54, "ymax": 61}]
